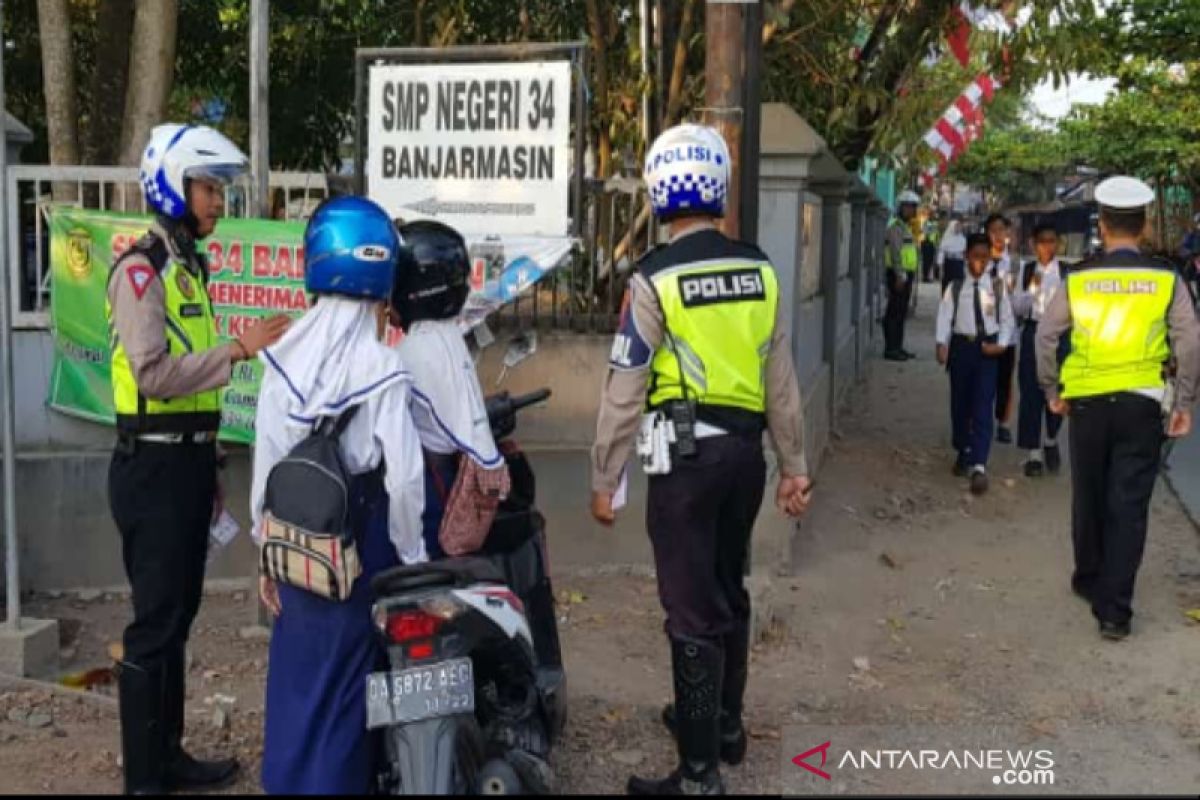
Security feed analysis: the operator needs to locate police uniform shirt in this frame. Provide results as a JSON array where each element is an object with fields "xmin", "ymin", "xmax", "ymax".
[
  {"xmin": 885, "ymin": 221, "xmax": 913, "ymax": 275},
  {"xmin": 590, "ymin": 226, "xmax": 808, "ymax": 494},
  {"xmin": 107, "ymin": 221, "xmax": 236, "ymax": 399},
  {"xmin": 1012, "ymin": 259, "xmax": 1062, "ymax": 322},
  {"xmin": 1036, "ymin": 247, "xmax": 1200, "ymax": 407},
  {"xmin": 935, "ymin": 274, "xmax": 1016, "ymax": 347}
]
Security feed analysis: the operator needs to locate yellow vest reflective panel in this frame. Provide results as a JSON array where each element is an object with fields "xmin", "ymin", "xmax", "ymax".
[
  {"xmin": 108, "ymin": 239, "xmax": 222, "ymax": 433},
  {"xmin": 1059, "ymin": 265, "xmax": 1174, "ymax": 400},
  {"xmin": 886, "ymin": 218, "xmax": 920, "ymax": 273},
  {"xmin": 646, "ymin": 258, "xmax": 779, "ymax": 413}
]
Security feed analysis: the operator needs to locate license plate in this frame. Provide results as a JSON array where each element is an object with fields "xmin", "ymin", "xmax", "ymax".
[{"xmin": 365, "ymin": 658, "xmax": 475, "ymax": 729}]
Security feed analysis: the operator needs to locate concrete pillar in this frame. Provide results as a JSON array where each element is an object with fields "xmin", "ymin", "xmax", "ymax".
[
  {"xmin": 849, "ymin": 183, "xmax": 870, "ymax": 378},
  {"xmin": 813, "ymin": 181, "xmax": 849, "ymax": 428}
]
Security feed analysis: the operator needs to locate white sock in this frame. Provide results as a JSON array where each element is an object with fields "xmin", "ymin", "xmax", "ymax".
[
  {"xmin": 1044, "ymin": 437, "xmax": 1057, "ymax": 448},
  {"xmin": 971, "ymin": 464, "xmax": 986, "ymax": 475},
  {"xmin": 1029, "ymin": 448, "xmax": 1043, "ymax": 462}
]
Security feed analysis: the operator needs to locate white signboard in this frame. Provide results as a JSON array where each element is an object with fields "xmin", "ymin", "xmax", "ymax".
[{"xmin": 368, "ymin": 60, "xmax": 573, "ymax": 237}]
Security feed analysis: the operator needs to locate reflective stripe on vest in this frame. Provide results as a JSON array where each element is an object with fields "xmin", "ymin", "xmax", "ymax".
[
  {"xmin": 886, "ymin": 219, "xmax": 920, "ymax": 273},
  {"xmin": 1059, "ymin": 266, "xmax": 1173, "ymax": 400},
  {"xmin": 646, "ymin": 258, "xmax": 779, "ymax": 413},
  {"xmin": 107, "ymin": 254, "xmax": 222, "ymax": 433}
]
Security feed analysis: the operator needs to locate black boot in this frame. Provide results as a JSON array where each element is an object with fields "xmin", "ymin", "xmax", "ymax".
[
  {"xmin": 119, "ymin": 660, "xmax": 166, "ymax": 795},
  {"xmin": 661, "ymin": 623, "xmax": 749, "ymax": 766},
  {"xmin": 629, "ymin": 636, "xmax": 725, "ymax": 795},
  {"xmin": 161, "ymin": 646, "xmax": 239, "ymax": 793}
]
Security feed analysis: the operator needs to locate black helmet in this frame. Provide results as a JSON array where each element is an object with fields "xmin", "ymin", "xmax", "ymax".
[{"xmin": 392, "ymin": 220, "xmax": 470, "ymax": 329}]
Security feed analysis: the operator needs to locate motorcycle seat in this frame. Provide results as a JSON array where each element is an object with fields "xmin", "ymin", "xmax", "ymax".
[{"xmin": 371, "ymin": 555, "xmax": 506, "ymax": 596}]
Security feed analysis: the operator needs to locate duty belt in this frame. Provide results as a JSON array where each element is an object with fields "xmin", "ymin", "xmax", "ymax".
[{"xmin": 123, "ymin": 431, "xmax": 219, "ymax": 445}]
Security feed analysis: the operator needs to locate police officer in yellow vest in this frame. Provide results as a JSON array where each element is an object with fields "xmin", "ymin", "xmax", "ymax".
[
  {"xmin": 108, "ymin": 124, "xmax": 288, "ymax": 793},
  {"xmin": 884, "ymin": 190, "xmax": 921, "ymax": 361},
  {"xmin": 1036, "ymin": 176, "xmax": 1200, "ymax": 641},
  {"xmin": 591, "ymin": 124, "xmax": 812, "ymax": 795}
]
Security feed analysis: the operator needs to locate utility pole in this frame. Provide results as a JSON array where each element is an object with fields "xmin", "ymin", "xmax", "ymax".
[
  {"xmin": 250, "ymin": 0, "xmax": 270, "ymax": 217},
  {"xmin": 703, "ymin": 0, "xmax": 762, "ymax": 243}
]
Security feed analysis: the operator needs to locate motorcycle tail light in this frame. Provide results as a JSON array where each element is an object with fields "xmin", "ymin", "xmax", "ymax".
[
  {"xmin": 383, "ymin": 610, "xmax": 442, "ymax": 644},
  {"xmin": 408, "ymin": 641, "xmax": 435, "ymax": 660}
]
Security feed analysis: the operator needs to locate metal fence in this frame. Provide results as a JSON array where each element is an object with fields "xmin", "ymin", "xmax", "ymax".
[
  {"xmin": 489, "ymin": 176, "xmax": 661, "ymax": 334},
  {"xmin": 5, "ymin": 165, "xmax": 651, "ymax": 333},
  {"xmin": 6, "ymin": 166, "xmax": 330, "ymax": 328}
]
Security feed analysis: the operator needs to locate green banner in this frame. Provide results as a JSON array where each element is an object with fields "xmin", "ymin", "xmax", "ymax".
[{"xmin": 48, "ymin": 207, "xmax": 308, "ymax": 445}]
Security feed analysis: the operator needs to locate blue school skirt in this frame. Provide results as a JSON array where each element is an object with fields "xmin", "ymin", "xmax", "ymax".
[{"xmin": 262, "ymin": 469, "xmax": 398, "ymax": 795}]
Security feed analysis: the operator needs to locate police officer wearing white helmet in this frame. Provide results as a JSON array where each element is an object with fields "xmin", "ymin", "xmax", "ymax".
[
  {"xmin": 884, "ymin": 189, "xmax": 922, "ymax": 360},
  {"xmin": 591, "ymin": 123, "xmax": 812, "ymax": 795},
  {"xmin": 108, "ymin": 124, "xmax": 289, "ymax": 793},
  {"xmin": 1036, "ymin": 175, "xmax": 1200, "ymax": 641}
]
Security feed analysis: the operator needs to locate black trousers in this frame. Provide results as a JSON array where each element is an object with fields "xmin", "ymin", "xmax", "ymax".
[
  {"xmin": 921, "ymin": 243, "xmax": 937, "ymax": 282},
  {"xmin": 109, "ymin": 441, "xmax": 217, "ymax": 669},
  {"xmin": 1068, "ymin": 393, "xmax": 1164, "ymax": 624},
  {"xmin": 941, "ymin": 258, "xmax": 965, "ymax": 294},
  {"xmin": 883, "ymin": 271, "xmax": 911, "ymax": 353},
  {"xmin": 995, "ymin": 345, "xmax": 1017, "ymax": 425},
  {"xmin": 646, "ymin": 435, "xmax": 766, "ymax": 641},
  {"xmin": 1016, "ymin": 322, "xmax": 1065, "ymax": 450}
]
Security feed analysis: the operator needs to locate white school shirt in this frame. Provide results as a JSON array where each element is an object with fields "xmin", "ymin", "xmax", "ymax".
[
  {"xmin": 1011, "ymin": 259, "xmax": 1062, "ymax": 322},
  {"xmin": 395, "ymin": 319, "xmax": 503, "ymax": 469},
  {"xmin": 935, "ymin": 273, "xmax": 1016, "ymax": 347}
]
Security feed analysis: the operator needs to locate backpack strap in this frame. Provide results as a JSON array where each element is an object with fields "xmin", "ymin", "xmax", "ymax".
[
  {"xmin": 950, "ymin": 277, "xmax": 965, "ymax": 324},
  {"xmin": 316, "ymin": 403, "xmax": 361, "ymax": 438},
  {"xmin": 1022, "ymin": 260, "xmax": 1037, "ymax": 291}
]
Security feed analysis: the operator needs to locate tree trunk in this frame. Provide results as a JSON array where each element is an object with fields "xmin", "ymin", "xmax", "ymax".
[
  {"xmin": 117, "ymin": 0, "xmax": 180, "ymax": 168},
  {"xmin": 37, "ymin": 0, "xmax": 80, "ymax": 200},
  {"xmin": 837, "ymin": 0, "xmax": 954, "ymax": 169},
  {"xmin": 585, "ymin": 0, "xmax": 611, "ymax": 179},
  {"xmin": 663, "ymin": 0, "xmax": 696, "ymax": 126},
  {"xmin": 414, "ymin": 0, "xmax": 426, "ymax": 46},
  {"xmin": 87, "ymin": 0, "xmax": 135, "ymax": 167}
]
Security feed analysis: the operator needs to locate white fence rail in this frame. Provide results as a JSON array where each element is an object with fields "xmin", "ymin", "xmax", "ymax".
[{"xmin": 5, "ymin": 165, "xmax": 329, "ymax": 328}]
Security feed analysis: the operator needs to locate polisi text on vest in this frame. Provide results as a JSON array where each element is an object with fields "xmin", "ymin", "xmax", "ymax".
[{"xmin": 679, "ymin": 269, "xmax": 765, "ymax": 307}]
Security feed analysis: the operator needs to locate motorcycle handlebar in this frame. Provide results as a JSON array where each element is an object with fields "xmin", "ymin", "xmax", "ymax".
[
  {"xmin": 486, "ymin": 388, "xmax": 552, "ymax": 439},
  {"xmin": 507, "ymin": 388, "xmax": 552, "ymax": 413}
]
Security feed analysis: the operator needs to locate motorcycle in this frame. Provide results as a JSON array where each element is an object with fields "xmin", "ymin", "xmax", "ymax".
[{"xmin": 367, "ymin": 388, "xmax": 566, "ymax": 794}]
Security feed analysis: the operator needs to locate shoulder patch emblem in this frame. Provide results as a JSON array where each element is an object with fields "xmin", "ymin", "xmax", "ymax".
[{"xmin": 126, "ymin": 264, "xmax": 156, "ymax": 301}]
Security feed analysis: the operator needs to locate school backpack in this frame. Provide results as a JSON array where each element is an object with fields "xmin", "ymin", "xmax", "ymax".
[{"xmin": 259, "ymin": 405, "xmax": 362, "ymax": 601}]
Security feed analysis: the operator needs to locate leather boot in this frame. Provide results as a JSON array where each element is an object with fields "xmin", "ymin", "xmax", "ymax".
[
  {"xmin": 629, "ymin": 636, "xmax": 725, "ymax": 795},
  {"xmin": 161, "ymin": 646, "xmax": 239, "ymax": 793},
  {"xmin": 659, "ymin": 625, "xmax": 749, "ymax": 766},
  {"xmin": 119, "ymin": 660, "xmax": 166, "ymax": 795}
]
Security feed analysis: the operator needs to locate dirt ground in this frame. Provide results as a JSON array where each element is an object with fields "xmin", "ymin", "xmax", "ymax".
[{"xmin": 2, "ymin": 282, "xmax": 1200, "ymax": 795}]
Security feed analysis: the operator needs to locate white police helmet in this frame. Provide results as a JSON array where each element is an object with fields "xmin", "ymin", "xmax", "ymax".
[
  {"xmin": 897, "ymin": 189, "xmax": 921, "ymax": 206},
  {"xmin": 139, "ymin": 124, "xmax": 249, "ymax": 220},
  {"xmin": 644, "ymin": 124, "xmax": 730, "ymax": 220}
]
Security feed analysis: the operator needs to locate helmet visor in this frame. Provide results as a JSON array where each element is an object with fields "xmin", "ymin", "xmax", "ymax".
[{"xmin": 184, "ymin": 162, "xmax": 249, "ymax": 186}]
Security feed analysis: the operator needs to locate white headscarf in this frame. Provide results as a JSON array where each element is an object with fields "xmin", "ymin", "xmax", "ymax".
[{"xmin": 251, "ymin": 296, "xmax": 429, "ymax": 564}]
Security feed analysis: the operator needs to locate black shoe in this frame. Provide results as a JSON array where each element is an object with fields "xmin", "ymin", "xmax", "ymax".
[
  {"xmin": 161, "ymin": 645, "xmax": 240, "ymax": 792},
  {"xmin": 1099, "ymin": 620, "xmax": 1131, "ymax": 641},
  {"xmin": 970, "ymin": 470, "xmax": 989, "ymax": 495},
  {"xmin": 1044, "ymin": 445, "xmax": 1062, "ymax": 473},
  {"xmin": 996, "ymin": 426, "xmax": 1013, "ymax": 444},
  {"xmin": 631, "ymin": 637, "xmax": 725, "ymax": 795},
  {"xmin": 165, "ymin": 752, "xmax": 240, "ymax": 793},
  {"xmin": 119, "ymin": 661, "xmax": 167, "ymax": 795},
  {"xmin": 902, "ymin": 350, "xmax": 917, "ymax": 359},
  {"xmin": 884, "ymin": 350, "xmax": 907, "ymax": 362},
  {"xmin": 1024, "ymin": 459, "xmax": 1045, "ymax": 478},
  {"xmin": 952, "ymin": 455, "xmax": 969, "ymax": 477}
]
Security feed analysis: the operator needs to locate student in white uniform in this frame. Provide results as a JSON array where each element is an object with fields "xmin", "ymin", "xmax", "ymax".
[
  {"xmin": 936, "ymin": 233, "xmax": 1016, "ymax": 495},
  {"xmin": 252, "ymin": 196, "xmax": 438, "ymax": 794},
  {"xmin": 985, "ymin": 213, "xmax": 1018, "ymax": 444},
  {"xmin": 389, "ymin": 220, "xmax": 505, "ymax": 558},
  {"xmin": 937, "ymin": 217, "xmax": 967, "ymax": 293},
  {"xmin": 1013, "ymin": 222, "xmax": 1067, "ymax": 477}
]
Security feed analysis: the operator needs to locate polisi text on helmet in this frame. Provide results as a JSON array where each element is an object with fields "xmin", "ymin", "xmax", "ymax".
[{"xmin": 651, "ymin": 144, "xmax": 719, "ymax": 171}]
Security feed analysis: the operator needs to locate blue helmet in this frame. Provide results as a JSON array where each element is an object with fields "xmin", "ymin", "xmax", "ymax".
[
  {"xmin": 304, "ymin": 196, "xmax": 400, "ymax": 300},
  {"xmin": 644, "ymin": 124, "xmax": 730, "ymax": 220}
]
